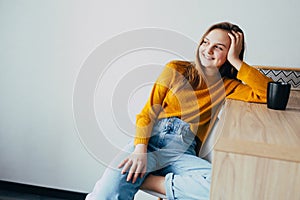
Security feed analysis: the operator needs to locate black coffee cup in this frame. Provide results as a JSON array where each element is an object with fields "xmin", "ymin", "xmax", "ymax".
[{"xmin": 267, "ymin": 81, "xmax": 291, "ymax": 110}]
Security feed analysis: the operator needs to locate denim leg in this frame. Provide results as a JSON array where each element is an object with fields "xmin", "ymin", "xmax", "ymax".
[
  {"xmin": 149, "ymin": 117, "xmax": 212, "ymax": 200},
  {"xmin": 85, "ymin": 142, "xmax": 158, "ymax": 200},
  {"xmin": 86, "ymin": 117, "xmax": 211, "ymax": 200},
  {"xmin": 164, "ymin": 154, "xmax": 211, "ymax": 200}
]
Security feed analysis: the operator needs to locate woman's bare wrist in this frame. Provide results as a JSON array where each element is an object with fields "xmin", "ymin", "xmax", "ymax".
[
  {"xmin": 229, "ymin": 58, "xmax": 242, "ymax": 71},
  {"xmin": 134, "ymin": 144, "xmax": 147, "ymax": 153}
]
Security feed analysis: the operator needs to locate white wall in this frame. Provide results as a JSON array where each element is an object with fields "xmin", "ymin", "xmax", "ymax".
[{"xmin": 0, "ymin": 0, "xmax": 299, "ymax": 199}]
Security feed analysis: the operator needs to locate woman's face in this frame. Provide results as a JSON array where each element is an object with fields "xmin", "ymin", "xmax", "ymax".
[{"xmin": 199, "ymin": 28, "xmax": 231, "ymax": 69}]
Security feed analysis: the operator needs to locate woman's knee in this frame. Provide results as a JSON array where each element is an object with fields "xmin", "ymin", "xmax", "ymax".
[
  {"xmin": 86, "ymin": 169, "xmax": 144, "ymax": 200},
  {"xmin": 165, "ymin": 172, "xmax": 210, "ymax": 200}
]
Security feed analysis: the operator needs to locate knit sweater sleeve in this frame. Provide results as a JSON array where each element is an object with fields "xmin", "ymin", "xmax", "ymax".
[
  {"xmin": 226, "ymin": 62, "xmax": 273, "ymax": 103},
  {"xmin": 134, "ymin": 63, "xmax": 176, "ymax": 145}
]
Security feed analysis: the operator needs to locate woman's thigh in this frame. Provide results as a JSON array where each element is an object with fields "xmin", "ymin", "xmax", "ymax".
[
  {"xmin": 149, "ymin": 117, "xmax": 198, "ymax": 167},
  {"xmin": 171, "ymin": 153, "xmax": 211, "ymax": 175}
]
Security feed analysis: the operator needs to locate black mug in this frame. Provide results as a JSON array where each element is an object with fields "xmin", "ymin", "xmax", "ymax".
[{"xmin": 267, "ymin": 82, "xmax": 291, "ymax": 110}]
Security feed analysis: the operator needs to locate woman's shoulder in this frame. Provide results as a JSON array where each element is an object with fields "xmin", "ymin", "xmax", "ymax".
[{"xmin": 166, "ymin": 60, "xmax": 194, "ymax": 70}]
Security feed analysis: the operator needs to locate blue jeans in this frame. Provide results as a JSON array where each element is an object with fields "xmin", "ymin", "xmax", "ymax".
[{"xmin": 86, "ymin": 117, "xmax": 211, "ymax": 200}]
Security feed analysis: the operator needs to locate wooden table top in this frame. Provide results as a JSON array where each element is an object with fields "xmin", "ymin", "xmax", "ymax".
[{"xmin": 214, "ymin": 89, "xmax": 300, "ymax": 163}]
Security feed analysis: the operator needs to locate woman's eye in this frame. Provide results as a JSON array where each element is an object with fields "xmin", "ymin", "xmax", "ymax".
[{"xmin": 215, "ymin": 46, "xmax": 223, "ymax": 50}]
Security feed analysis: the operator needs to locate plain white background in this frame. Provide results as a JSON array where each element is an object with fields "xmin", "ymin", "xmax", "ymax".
[{"xmin": 1, "ymin": 0, "xmax": 299, "ymax": 199}]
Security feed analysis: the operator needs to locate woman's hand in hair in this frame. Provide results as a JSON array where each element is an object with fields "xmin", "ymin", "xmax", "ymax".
[
  {"xmin": 118, "ymin": 144, "xmax": 147, "ymax": 184},
  {"xmin": 227, "ymin": 31, "xmax": 243, "ymax": 70}
]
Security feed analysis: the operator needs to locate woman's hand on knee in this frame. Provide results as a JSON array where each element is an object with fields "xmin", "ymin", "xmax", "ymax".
[{"xmin": 118, "ymin": 144, "xmax": 147, "ymax": 184}]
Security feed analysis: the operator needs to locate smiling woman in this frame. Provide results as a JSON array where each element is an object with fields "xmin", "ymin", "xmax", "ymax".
[
  {"xmin": 199, "ymin": 29, "xmax": 231, "ymax": 69},
  {"xmin": 86, "ymin": 22, "xmax": 272, "ymax": 200},
  {"xmin": 197, "ymin": 23, "xmax": 245, "ymax": 81}
]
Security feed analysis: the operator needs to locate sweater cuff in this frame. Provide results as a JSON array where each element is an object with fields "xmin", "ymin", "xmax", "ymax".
[{"xmin": 134, "ymin": 138, "xmax": 149, "ymax": 146}]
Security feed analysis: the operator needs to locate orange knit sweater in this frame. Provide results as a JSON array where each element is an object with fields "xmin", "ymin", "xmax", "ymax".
[{"xmin": 134, "ymin": 60, "xmax": 272, "ymax": 145}]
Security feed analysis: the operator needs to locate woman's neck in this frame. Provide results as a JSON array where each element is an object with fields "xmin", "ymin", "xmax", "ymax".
[
  {"xmin": 193, "ymin": 61, "xmax": 222, "ymax": 88},
  {"xmin": 203, "ymin": 67, "xmax": 222, "ymax": 86}
]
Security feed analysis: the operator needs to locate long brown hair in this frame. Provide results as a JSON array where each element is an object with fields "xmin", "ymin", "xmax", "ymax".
[{"xmin": 185, "ymin": 22, "xmax": 245, "ymax": 88}]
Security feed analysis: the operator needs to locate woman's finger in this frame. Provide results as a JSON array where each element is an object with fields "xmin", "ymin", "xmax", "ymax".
[
  {"xmin": 232, "ymin": 31, "xmax": 243, "ymax": 45},
  {"xmin": 229, "ymin": 31, "xmax": 242, "ymax": 44},
  {"xmin": 121, "ymin": 159, "xmax": 132, "ymax": 175},
  {"xmin": 228, "ymin": 32, "xmax": 235, "ymax": 42},
  {"xmin": 231, "ymin": 30, "xmax": 240, "ymax": 37},
  {"xmin": 132, "ymin": 162, "xmax": 144, "ymax": 183},
  {"xmin": 118, "ymin": 158, "xmax": 128, "ymax": 169},
  {"xmin": 140, "ymin": 166, "xmax": 146, "ymax": 178},
  {"xmin": 127, "ymin": 162, "xmax": 137, "ymax": 182}
]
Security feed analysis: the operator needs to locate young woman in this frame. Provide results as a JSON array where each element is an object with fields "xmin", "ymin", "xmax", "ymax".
[{"xmin": 86, "ymin": 22, "xmax": 272, "ymax": 200}]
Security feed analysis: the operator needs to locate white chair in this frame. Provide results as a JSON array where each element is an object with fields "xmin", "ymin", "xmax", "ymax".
[{"xmin": 141, "ymin": 190, "xmax": 167, "ymax": 199}]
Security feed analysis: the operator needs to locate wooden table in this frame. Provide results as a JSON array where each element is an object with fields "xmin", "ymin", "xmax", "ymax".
[{"xmin": 210, "ymin": 90, "xmax": 300, "ymax": 200}]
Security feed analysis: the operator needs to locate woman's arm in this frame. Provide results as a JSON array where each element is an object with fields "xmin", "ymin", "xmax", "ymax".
[
  {"xmin": 225, "ymin": 31, "xmax": 272, "ymax": 102},
  {"xmin": 226, "ymin": 62, "xmax": 273, "ymax": 102},
  {"xmin": 134, "ymin": 63, "xmax": 176, "ymax": 145},
  {"xmin": 227, "ymin": 31, "xmax": 243, "ymax": 70},
  {"xmin": 118, "ymin": 143, "xmax": 147, "ymax": 184},
  {"xmin": 118, "ymin": 63, "xmax": 175, "ymax": 183}
]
